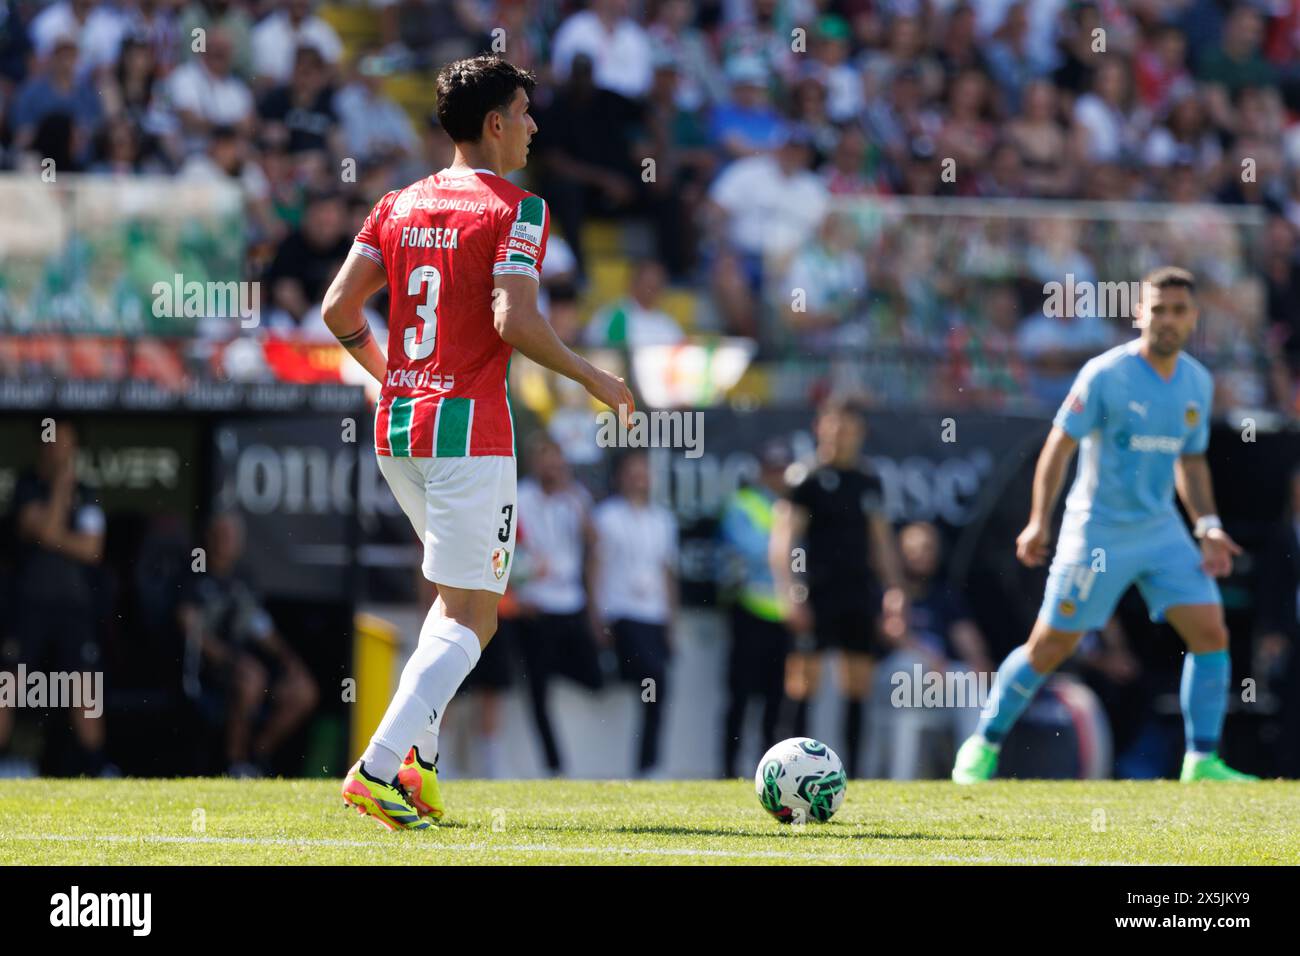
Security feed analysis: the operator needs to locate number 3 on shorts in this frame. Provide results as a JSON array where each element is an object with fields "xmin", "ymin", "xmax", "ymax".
[{"xmin": 497, "ymin": 504, "xmax": 514, "ymax": 543}]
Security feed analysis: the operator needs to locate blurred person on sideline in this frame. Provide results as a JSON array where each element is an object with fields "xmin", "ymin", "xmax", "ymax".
[
  {"xmin": 591, "ymin": 451, "xmax": 678, "ymax": 777},
  {"xmin": 176, "ymin": 513, "xmax": 319, "ymax": 777},
  {"xmin": 514, "ymin": 433, "xmax": 604, "ymax": 776},
  {"xmin": 719, "ymin": 439, "xmax": 792, "ymax": 778},
  {"xmin": 0, "ymin": 420, "xmax": 110, "ymax": 776},
  {"xmin": 770, "ymin": 396, "xmax": 902, "ymax": 778}
]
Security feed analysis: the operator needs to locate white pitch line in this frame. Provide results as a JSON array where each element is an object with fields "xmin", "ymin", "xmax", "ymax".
[{"xmin": 0, "ymin": 832, "xmax": 1148, "ymax": 866}]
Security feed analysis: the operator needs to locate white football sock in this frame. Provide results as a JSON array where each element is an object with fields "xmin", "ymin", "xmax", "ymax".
[
  {"xmin": 413, "ymin": 730, "xmax": 439, "ymax": 768},
  {"xmin": 358, "ymin": 743, "xmax": 404, "ymax": 782},
  {"xmin": 361, "ymin": 612, "xmax": 481, "ymax": 781}
]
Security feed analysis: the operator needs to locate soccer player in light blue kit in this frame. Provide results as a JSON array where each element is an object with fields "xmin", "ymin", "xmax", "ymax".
[{"xmin": 953, "ymin": 267, "xmax": 1257, "ymax": 783}]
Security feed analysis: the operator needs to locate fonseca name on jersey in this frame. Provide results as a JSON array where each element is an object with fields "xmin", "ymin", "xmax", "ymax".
[{"xmin": 399, "ymin": 226, "xmax": 460, "ymax": 249}]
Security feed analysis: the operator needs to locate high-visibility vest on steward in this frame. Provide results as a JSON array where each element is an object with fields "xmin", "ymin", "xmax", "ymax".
[{"xmin": 720, "ymin": 486, "xmax": 783, "ymax": 622}]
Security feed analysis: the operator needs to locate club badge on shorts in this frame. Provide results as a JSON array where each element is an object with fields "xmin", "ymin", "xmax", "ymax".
[
  {"xmin": 491, "ymin": 547, "xmax": 511, "ymax": 580},
  {"xmin": 1058, "ymin": 598, "xmax": 1077, "ymax": 617}
]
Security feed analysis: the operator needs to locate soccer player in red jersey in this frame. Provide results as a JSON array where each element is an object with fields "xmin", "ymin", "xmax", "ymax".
[{"xmin": 323, "ymin": 55, "xmax": 633, "ymax": 829}]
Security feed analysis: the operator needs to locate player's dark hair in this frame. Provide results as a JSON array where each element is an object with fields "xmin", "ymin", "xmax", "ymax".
[
  {"xmin": 435, "ymin": 55, "xmax": 536, "ymax": 144},
  {"xmin": 1140, "ymin": 266, "xmax": 1196, "ymax": 295}
]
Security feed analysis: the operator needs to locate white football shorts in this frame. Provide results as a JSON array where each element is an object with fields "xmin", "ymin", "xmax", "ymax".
[{"xmin": 377, "ymin": 454, "xmax": 518, "ymax": 594}]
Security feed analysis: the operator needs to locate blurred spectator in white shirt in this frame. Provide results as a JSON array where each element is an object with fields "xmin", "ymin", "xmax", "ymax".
[
  {"xmin": 551, "ymin": 0, "xmax": 653, "ymax": 100},
  {"xmin": 166, "ymin": 26, "xmax": 254, "ymax": 153},
  {"xmin": 584, "ymin": 260, "xmax": 685, "ymax": 348},
  {"xmin": 30, "ymin": 0, "xmax": 127, "ymax": 77},
  {"xmin": 334, "ymin": 52, "xmax": 418, "ymax": 169},
  {"xmin": 514, "ymin": 434, "xmax": 604, "ymax": 775},
  {"xmin": 706, "ymin": 125, "xmax": 829, "ymax": 266},
  {"xmin": 250, "ymin": 0, "xmax": 342, "ymax": 87},
  {"xmin": 591, "ymin": 452, "xmax": 678, "ymax": 776},
  {"xmin": 1072, "ymin": 59, "xmax": 1140, "ymax": 164}
]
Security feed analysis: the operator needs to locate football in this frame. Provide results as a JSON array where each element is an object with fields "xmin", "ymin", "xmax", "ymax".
[{"xmin": 754, "ymin": 738, "xmax": 847, "ymax": 824}]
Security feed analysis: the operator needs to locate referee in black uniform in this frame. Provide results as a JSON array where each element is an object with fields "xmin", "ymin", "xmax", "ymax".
[{"xmin": 769, "ymin": 396, "xmax": 902, "ymax": 778}]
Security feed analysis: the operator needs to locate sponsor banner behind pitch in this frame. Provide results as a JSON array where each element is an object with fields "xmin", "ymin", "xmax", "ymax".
[
  {"xmin": 0, "ymin": 416, "xmax": 199, "ymax": 517},
  {"xmin": 648, "ymin": 407, "xmax": 1048, "ymax": 609},
  {"xmin": 218, "ymin": 406, "xmax": 1044, "ymax": 604},
  {"xmin": 215, "ymin": 405, "xmax": 1298, "ymax": 617},
  {"xmin": 211, "ymin": 412, "xmax": 428, "ymax": 602}
]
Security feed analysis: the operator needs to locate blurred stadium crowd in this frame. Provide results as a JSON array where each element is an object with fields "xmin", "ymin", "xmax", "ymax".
[{"xmin": 0, "ymin": 0, "xmax": 1299, "ymax": 411}]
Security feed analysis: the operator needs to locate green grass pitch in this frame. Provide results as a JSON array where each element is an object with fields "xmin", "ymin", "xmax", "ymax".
[{"xmin": 1, "ymin": 779, "xmax": 1295, "ymax": 865}]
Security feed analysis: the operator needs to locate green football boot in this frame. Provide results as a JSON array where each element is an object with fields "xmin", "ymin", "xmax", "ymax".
[
  {"xmin": 1179, "ymin": 752, "xmax": 1258, "ymax": 782},
  {"xmin": 952, "ymin": 735, "xmax": 999, "ymax": 785}
]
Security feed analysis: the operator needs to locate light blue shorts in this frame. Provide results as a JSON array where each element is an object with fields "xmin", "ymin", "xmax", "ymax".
[{"xmin": 1038, "ymin": 513, "xmax": 1220, "ymax": 632}]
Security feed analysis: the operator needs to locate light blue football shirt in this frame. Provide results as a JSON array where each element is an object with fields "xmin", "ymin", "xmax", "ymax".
[{"xmin": 1054, "ymin": 339, "xmax": 1213, "ymax": 526}]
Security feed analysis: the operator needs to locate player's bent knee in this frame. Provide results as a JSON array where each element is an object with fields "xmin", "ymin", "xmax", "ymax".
[
  {"xmin": 285, "ymin": 671, "xmax": 319, "ymax": 712},
  {"xmin": 1187, "ymin": 621, "xmax": 1230, "ymax": 654},
  {"xmin": 433, "ymin": 584, "xmax": 500, "ymax": 646},
  {"xmin": 1166, "ymin": 604, "xmax": 1231, "ymax": 653},
  {"xmin": 1025, "ymin": 625, "xmax": 1082, "ymax": 673},
  {"xmin": 233, "ymin": 655, "xmax": 268, "ymax": 702}
]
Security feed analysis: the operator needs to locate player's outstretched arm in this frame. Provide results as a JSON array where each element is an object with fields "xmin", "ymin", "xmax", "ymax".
[
  {"xmin": 493, "ymin": 273, "xmax": 634, "ymax": 423},
  {"xmin": 1175, "ymin": 453, "xmax": 1242, "ymax": 577},
  {"xmin": 1016, "ymin": 425, "xmax": 1078, "ymax": 567},
  {"xmin": 322, "ymin": 251, "xmax": 389, "ymax": 383}
]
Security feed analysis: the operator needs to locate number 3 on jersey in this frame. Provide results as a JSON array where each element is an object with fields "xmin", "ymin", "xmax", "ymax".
[{"xmin": 404, "ymin": 265, "xmax": 440, "ymax": 360}]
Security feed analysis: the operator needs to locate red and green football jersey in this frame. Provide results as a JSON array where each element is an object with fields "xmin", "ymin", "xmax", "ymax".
[{"xmin": 354, "ymin": 167, "xmax": 549, "ymax": 457}]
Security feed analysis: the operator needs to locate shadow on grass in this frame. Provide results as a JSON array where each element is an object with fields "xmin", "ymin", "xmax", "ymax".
[{"xmin": 498, "ymin": 821, "xmax": 1032, "ymax": 842}]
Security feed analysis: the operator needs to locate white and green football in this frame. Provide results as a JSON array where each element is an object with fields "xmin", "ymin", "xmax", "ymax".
[{"xmin": 754, "ymin": 737, "xmax": 847, "ymax": 824}]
